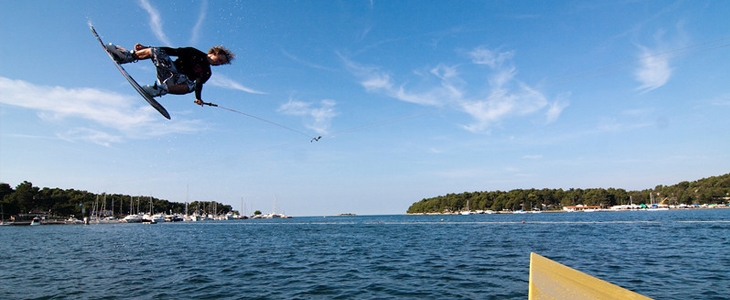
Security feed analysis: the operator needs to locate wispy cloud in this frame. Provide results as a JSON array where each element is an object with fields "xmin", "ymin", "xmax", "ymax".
[
  {"xmin": 344, "ymin": 46, "xmax": 568, "ymax": 133},
  {"xmin": 282, "ymin": 49, "xmax": 335, "ymax": 71},
  {"xmin": 277, "ymin": 97, "xmax": 338, "ymax": 135},
  {"xmin": 138, "ymin": 0, "xmax": 172, "ymax": 46},
  {"xmin": 0, "ymin": 77, "xmax": 203, "ymax": 146},
  {"xmin": 208, "ymin": 74, "xmax": 266, "ymax": 94},
  {"xmin": 342, "ymin": 58, "xmax": 452, "ymax": 106},
  {"xmin": 57, "ymin": 127, "xmax": 124, "ymax": 145},
  {"xmin": 190, "ymin": 0, "xmax": 208, "ymax": 44},
  {"xmin": 634, "ymin": 45, "xmax": 672, "ymax": 93},
  {"xmin": 469, "ymin": 46, "xmax": 514, "ymax": 68},
  {"xmin": 632, "ymin": 24, "xmax": 690, "ymax": 93},
  {"xmin": 546, "ymin": 93, "xmax": 570, "ymax": 124},
  {"xmin": 709, "ymin": 94, "xmax": 730, "ymax": 106}
]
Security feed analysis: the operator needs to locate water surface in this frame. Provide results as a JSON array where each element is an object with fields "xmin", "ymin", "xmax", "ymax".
[{"xmin": 1, "ymin": 209, "xmax": 728, "ymax": 299}]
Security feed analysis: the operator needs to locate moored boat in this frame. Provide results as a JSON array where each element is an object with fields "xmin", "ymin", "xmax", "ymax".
[{"xmin": 122, "ymin": 214, "xmax": 143, "ymax": 223}]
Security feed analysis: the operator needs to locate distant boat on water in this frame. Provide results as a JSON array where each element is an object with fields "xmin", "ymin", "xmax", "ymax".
[
  {"xmin": 121, "ymin": 196, "xmax": 143, "ymax": 223},
  {"xmin": 122, "ymin": 214, "xmax": 143, "ymax": 223},
  {"xmin": 460, "ymin": 200, "xmax": 472, "ymax": 215},
  {"xmin": 258, "ymin": 194, "xmax": 293, "ymax": 219}
]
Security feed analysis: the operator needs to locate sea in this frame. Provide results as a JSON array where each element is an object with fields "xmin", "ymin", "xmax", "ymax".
[{"xmin": 1, "ymin": 209, "xmax": 728, "ymax": 300}]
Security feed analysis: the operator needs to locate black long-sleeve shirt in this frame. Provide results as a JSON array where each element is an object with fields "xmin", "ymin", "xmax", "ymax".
[{"xmin": 160, "ymin": 47, "xmax": 211, "ymax": 100}]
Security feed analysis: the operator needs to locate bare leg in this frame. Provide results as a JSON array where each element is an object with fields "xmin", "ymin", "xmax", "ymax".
[{"xmin": 166, "ymin": 83, "xmax": 191, "ymax": 95}]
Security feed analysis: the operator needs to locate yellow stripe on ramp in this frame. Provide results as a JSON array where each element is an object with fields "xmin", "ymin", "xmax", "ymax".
[{"xmin": 529, "ymin": 252, "xmax": 652, "ymax": 300}]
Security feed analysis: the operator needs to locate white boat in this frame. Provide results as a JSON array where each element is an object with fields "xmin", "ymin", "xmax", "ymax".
[
  {"xmin": 647, "ymin": 207, "xmax": 670, "ymax": 211},
  {"xmin": 142, "ymin": 197, "xmax": 164, "ymax": 223},
  {"xmin": 648, "ymin": 192, "xmax": 670, "ymax": 210},
  {"xmin": 30, "ymin": 217, "xmax": 41, "ymax": 226},
  {"xmin": 259, "ymin": 195, "xmax": 292, "ymax": 219},
  {"xmin": 141, "ymin": 214, "xmax": 157, "ymax": 224},
  {"xmin": 65, "ymin": 216, "xmax": 84, "ymax": 225},
  {"xmin": 187, "ymin": 213, "xmax": 201, "ymax": 222},
  {"xmin": 460, "ymin": 200, "xmax": 472, "ymax": 215},
  {"xmin": 151, "ymin": 213, "xmax": 165, "ymax": 223},
  {"xmin": 165, "ymin": 213, "xmax": 184, "ymax": 222},
  {"xmin": 123, "ymin": 214, "xmax": 143, "ymax": 223},
  {"xmin": 122, "ymin": 196, "xmax": 143, "ymax": 223}
]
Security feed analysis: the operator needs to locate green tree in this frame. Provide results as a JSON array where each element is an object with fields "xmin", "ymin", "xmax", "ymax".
[{"xmin": 9, "ymin": 181, "xmax": 39, "ymax": 213}]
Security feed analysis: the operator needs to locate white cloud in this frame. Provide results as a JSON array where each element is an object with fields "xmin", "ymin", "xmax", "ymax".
[
  {"xmin": 345, "ymin": 46, "xmax": 564, "ymax": 133},
  {"xmin": 278, "ymin": 98, "xmax": 338, "ymax": 135},
  {"xmin": 469, "ymin": 46, "xmax": 514, "ymax": 68},
  {"xmin": 281, "ymin": 49, "xmax": 334, "ymax": 71},
  {"xmin": 459, "ymin": 68, "xmax": 550, "ymax": 132},
  {"xmin": 545, "ymin": 93, "xmax": 570, "ymax": 124},
  {"xmin": 208, "ymin": 74, "xmax": 266, "ymax": 94},
  {"xmin": 190, "ymin": 0, "xmax": 208, "ymax": 44},
  {"xmin": 709, "ymin": 94, "xmax": 730, "ymax": 106},
  {"xmin": 0, "ymin": 77, "xmax": 203, "ymax": 145},
  {"xmin": 634, "ymin": 45, "xmax": 672, "ymax": 93},
  {"xmin": 138, "ymin": 0, "xmax": 172, "ymax": 46},
  {"xmin": 362, "ymin": 72, "xmax": 392, "ymax": 91},
  {"xmin": 57, "ymin": 127, "xmax": 123, "ymax": 147},
  {"xmin": 343, "ymin": 59, "xmax": 454, "ymax": 106},
  {"xmin": 1, "ymin": 77, "xmax": 147, "ymax": 127}
]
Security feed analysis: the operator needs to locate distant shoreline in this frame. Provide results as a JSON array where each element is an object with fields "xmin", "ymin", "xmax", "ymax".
[{"xmin": 406, "ymin": 206, "xmax": 730, "ymax": 215}]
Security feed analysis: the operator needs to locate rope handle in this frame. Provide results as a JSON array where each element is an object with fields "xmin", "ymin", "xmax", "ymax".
[{"xmin": 195, "ymin": 100, "xmax": 218, "ymax": 107}]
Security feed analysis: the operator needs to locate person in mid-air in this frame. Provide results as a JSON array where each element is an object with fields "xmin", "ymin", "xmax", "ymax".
[{"xmin": 105, "ymin": 43, "xmax": 234, "ymax": 105}]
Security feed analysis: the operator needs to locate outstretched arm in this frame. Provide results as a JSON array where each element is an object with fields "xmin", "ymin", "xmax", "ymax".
[
  {"xmin": 132, "ymin": 44, "xmax": 152, "ymax": 60},
  {"xmin": 194, "ymin": 81, "xmax": 204, "ymax": 105}
]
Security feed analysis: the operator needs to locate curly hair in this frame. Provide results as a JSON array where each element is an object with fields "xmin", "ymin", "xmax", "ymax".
[{"xmin": 208, "ymin": 46, "xmax": 235, "ymax": 64}]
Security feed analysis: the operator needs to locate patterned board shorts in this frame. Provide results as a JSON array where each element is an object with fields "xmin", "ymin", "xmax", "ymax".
[{"xmin": 150, "ymin": 47, "xmax": 195, "ymax": 93}]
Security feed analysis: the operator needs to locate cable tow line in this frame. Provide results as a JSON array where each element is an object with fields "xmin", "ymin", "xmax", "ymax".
[{"xmin": 197, "ymin": 101, "xmax": 321, "ymax": 142}]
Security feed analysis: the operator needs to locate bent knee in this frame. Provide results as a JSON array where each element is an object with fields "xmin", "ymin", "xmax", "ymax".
[{"xmin": 167, "ymin": 84, "xmax": 192, "ymax": 95}]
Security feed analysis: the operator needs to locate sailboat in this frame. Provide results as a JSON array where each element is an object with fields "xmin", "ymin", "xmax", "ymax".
[
  {"xmin": 648, "ymin": 192, "xmax": 670, "ymax": 211},
  {"xmin": 262, "ymin": 195, "xmax": 292, "ymax": 218},
  {"xmin": 142, "ymin": 196, "xmax": 161, "ymax": 224},
  {"xmin": 460, "ymin": 200, "xmax": 472, "ymax": 215},
  {"xmin": 122, "ymin": 196, "xmax": 142, "ymax": 223}
]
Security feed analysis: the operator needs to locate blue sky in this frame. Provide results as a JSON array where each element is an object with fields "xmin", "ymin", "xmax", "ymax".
[{"xmin": 1, "ymin": 0, "xmax": 729, "ymax": 216}]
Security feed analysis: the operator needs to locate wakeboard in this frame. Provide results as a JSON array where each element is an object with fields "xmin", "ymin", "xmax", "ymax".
[{"xmin": 90, "ymin": 24, "xmax": 171, "ymax": 119}]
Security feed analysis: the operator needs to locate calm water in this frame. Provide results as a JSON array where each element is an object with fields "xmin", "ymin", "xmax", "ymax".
[{"xmin": 1, "ymin": 209, "xmax": 729, "ymax": 299}]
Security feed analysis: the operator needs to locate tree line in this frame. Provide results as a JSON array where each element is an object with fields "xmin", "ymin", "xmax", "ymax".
[
  {"xmin": 0, "ymin": 181, "xmax": 233, "ymax": 219},
  {"xmin": 407, "ymin": 173, "xmax": 730, "ymax": 214}
]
